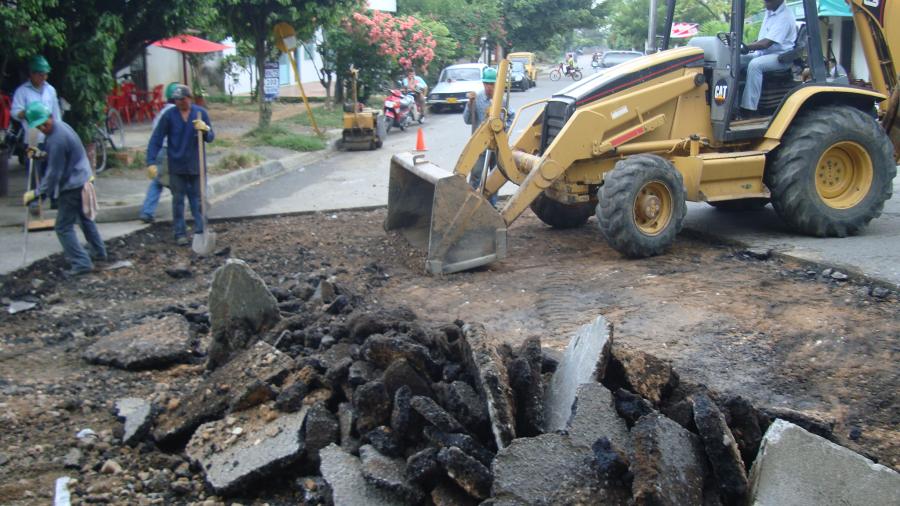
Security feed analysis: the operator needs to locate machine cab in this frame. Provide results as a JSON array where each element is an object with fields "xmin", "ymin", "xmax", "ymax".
[{"xmin": 662, "ymin": 0, "xmax": 830, "ymax": 141}]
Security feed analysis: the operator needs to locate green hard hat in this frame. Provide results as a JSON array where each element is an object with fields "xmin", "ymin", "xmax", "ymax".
[
  {"xmin": 482, "ymin": 67, "xmax": 497, "ymax": 83},
  {"xmin": 29, "ymin": 55, "xmax": 51, "ymax": 73},
  {"xmin": 25, "ymin": 101, "xmax": 51, "ymax": 128},
  {"xmin": 165, "ymin": 82, "xmax": 180, "ymax": 100}
]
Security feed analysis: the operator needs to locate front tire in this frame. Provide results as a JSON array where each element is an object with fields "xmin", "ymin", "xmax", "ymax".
[
  {"xmin": 549, "ymin": 70, "xmax": 561, "ymax": 81},
  {"xmin": 597, "ymin": 154, "xmax": 686, "ymax": 258},
  {"xmin": 765, "ymin": 105, "xmax": 895, "ymax": 237},
  {"xmin": 530, "ymin": 193, "xmax": 594, "ymax": 229}
]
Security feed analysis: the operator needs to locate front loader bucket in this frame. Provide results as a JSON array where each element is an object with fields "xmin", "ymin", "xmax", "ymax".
[{"xmin": 385, "ymin": 152, "xmax": 507, "ymax": 274}]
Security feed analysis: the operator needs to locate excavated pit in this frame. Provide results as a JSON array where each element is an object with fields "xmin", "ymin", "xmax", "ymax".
[{"xmin": 0, "ymin": 208, "xmax": 898, "ymax": 504}]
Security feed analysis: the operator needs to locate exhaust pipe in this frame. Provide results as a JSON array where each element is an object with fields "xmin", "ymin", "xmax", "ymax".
[{"xmin": 384, "ymin": 152, "xmax": 507, "ymax": 274}]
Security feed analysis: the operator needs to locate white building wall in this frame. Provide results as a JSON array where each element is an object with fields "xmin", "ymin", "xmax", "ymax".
[
  {"xmin": 145, "ymin": 45, "xmax": 191, "ymax": 88},
  {"xmin": 223, "ymin": 29, "xmax": 327, "ymax": 96}
]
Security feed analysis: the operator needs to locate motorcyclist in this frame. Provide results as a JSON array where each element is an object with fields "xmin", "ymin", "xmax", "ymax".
[
  {"xmin": 401, "ymin": 69, "xmax": 428, "ymax": 121},
  {"xmin": 565, "ymin": 53, "xmax": 577, "ymax": 76}
]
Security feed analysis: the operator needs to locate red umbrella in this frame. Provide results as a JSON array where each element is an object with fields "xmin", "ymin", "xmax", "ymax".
[{"xmin": 151, "ymin": 35, "xmax": 232, "ymax": 84}]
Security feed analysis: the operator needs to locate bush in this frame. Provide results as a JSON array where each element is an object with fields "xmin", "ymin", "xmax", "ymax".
[
  {"xmin": 244, "ymin": 125, "xmax": 326, "ymax": 151},
  {"xmin": 213, "ymin": 151, "xmax": 262, "ymax": 173}
]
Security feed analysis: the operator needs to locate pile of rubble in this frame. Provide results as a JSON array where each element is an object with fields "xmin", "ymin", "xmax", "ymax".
[{"xmin": 66, "ymin": 258, "xmax": 899, "ymax": 505}]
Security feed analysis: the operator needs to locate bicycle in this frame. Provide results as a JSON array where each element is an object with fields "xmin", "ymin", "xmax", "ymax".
[
  {"xmin": 92, "ymin": 108, "xmax": 125, "ymax": 173},
  {"xmin": 548, "ymin": 63, "xmax": 583, "ymax": 82}
]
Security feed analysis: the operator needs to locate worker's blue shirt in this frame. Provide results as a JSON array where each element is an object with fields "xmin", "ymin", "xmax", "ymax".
[
  {"xmin": 38, "ymin": 120, "xmax": 91, "ymax": 199},
  {"xmin": 147, "ymin": 104, "xmax": 214, "ymax": 175}
]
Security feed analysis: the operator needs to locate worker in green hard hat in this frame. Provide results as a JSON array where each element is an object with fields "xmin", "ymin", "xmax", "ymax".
[
  {"xmin": 462, "ymin": 66, "xmax": 513, "ymax": 206},
  {"xmin": 22, "ymin": 101, "xmax": 107, "ymax": 277},
  {"xmin": 11, "ymin": 55, "xmax": 62, "ymax": 136},
  {"xmin": 138, "ymin": 82, "xmax": 181, "ymax": 223},
  {"xmin": 11, "ymin": 55, "xmax": 63, "ymax": 195}
]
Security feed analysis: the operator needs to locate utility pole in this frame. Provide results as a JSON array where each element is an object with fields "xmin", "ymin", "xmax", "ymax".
[{"xmin": 647, "ymin": 0, "xmax": 658, "ymax": 53}]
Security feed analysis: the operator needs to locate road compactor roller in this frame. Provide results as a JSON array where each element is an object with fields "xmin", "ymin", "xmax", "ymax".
[{"xmin": 386, "ymin": 0, "xmax": 900, "ymax": 274}]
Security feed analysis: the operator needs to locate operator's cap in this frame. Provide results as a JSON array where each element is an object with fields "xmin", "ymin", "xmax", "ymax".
[
  {"xmin": 482, "ymin": 67, "xmax": 497, "ymax": 83},
  {"xmin": 25, "ymin": 101, "xmax": 51, "ymax": 129},
  {"xmin": 29, "ymin": 55, "xmax": 51, "ymax": 74},
  {"xmin": 170, "ymin": 84, "xmax": 193, "ymax": 100}
]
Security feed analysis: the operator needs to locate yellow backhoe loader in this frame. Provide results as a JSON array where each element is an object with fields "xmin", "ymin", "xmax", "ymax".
[{"xmin": 386, "ymin": 0, "xmax": 900, "ymax": 274}]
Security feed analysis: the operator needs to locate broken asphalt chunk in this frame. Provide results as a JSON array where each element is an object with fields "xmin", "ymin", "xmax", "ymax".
[{"xmin": 83, "ymin": 315, "xmax": 193, "ymax": 370}]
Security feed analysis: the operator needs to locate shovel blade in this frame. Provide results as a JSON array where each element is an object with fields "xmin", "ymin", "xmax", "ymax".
[
  {"xmin": 192, "ymin": 229, "xmax": 217, "ymax": 256},
  {"xmin": 385, "ymin": 152, "xmax": 507, "ymax": 274}
]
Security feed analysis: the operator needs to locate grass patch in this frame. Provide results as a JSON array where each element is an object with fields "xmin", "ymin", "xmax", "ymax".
[
  {"xmin": 244, "ymin": 125, "xmax": 326, "ymax": 152},
  {"xmin": 212, "ymin": 151, "xmax": 263, "ymax": 174},
  {"xmin": 283, "ymin": 106, "xmax": 344, "ymax": 129}
]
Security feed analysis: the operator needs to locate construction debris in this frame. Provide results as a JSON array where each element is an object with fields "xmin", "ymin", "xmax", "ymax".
[
  {"xmin": 82, "ymin": 315, "xmax": 194, "ymax": 370},
  {"xmin": 748, "ymin": 419, "xmax": 900, "ymax": 505}
]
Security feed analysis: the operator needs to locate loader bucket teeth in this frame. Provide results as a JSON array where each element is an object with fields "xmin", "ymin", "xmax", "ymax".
[{"xmin": 385, "ymin": 153, "xmax": 507, "ymax": 274}]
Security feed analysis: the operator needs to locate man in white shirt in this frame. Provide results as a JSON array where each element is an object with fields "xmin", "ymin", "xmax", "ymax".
[
  {"xmin": 739, "ymin": 0, "xmax": 797, "ymax": 115},
  {"xmin": 11, "ymin": 55, "xmax": 62, "ymax": 142}
]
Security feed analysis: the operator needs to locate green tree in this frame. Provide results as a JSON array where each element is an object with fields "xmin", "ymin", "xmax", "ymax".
[
  {"xmin": 501, "ymin": 0, "xmax": 605, "ymax": 52},
  {"xmin": 216, "ymin": 0, "xmax": 356, "ymax": 128},
  {"xmin": 0, "ymin": 0, "xmax": 66, "ymax": 91},
  {"xmin": 398, "ymin": 0, "xmax": 500, "ymax": 61}
]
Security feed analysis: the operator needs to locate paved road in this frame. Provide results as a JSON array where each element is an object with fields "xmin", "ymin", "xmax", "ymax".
[{"xmin": 210, "ymin": 55, "xmax": 900, "ymax": 288}]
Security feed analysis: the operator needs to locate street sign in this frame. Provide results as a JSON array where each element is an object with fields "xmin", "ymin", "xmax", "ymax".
[{"xmin": 264, "ymin": 61, "xmax": 279, "ymax": 102}]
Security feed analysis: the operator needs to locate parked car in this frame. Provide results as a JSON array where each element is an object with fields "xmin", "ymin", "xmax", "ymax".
[
  {"xmin": 426, "ymin": 63, "xmax": 487, "ymax": 113},
  {"xmin": 598, "ymin": 50, "xmax": 644, "ymax": 69},
  {"xmin": 508, "ymin": 51, "xmax": 538, "ymax": 83},
  {"xmin": 509, "ymin": 61, "xmax": 533, "ymax": 91}
]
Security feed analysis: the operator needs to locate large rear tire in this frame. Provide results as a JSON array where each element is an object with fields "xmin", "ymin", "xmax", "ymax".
[
  {"xmin": 571, "ymin": 70, "xmax": 583, "ymax": 81},
  {"xmin": 765, "ymin": 105, "xmax": 895, "ymax": 237},
  {"xmin": 530, "ymin": 193, "xmax": 594, "ymax": 229},
  {"xmin": 597, "ymin": 154, "xmax": 686, "ymax": 258}
]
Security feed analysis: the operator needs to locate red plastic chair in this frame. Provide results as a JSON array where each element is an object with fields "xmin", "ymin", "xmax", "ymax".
[
  {"xmin": 147, "ymin": 84, "xmax": 164, "ymax": 117},
  {"xmin": 108, "ymin": 84, "xmax": 130, "ymax": 124},
  {"xmin": 0, "ymin": 93, "xmax": 10, "ymax": 130}
]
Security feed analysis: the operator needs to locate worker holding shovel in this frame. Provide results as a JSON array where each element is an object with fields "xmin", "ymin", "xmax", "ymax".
[
  {"xmin": 21, "ymin": 101, "xmax": 107, "ymax": 277},
  {"xmin": 146, "ymin": 85, "xmax": 214, "ymax": 247}
]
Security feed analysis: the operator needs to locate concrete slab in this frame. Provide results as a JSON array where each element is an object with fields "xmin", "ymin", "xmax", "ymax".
[
  {"xmin": 460, "ymin": 323, "xmax": 516, "ymax": 449},
  {"xmin": 83, "ymin": 314, "xmax": 193, "ymax": 370},
  {"xmin": 186, "ymin": 406, "xmax": 308, "ymax": 495},
  {"xmin": 543, "ymin": 315, "xmax": 612, "ymax": 431},
  {"xmin": 320, "ymin": 443, "xmax": 407, "ymax": 506},
  {"xmin": 567, "ymin": 383, "xmax": 632, "ymax": 458},
  {"xmin": 748, "ymin": 419, "xmax": 900, "ymax": 506},
  {"xmin": 115, "ymin": 397, "xmax": 154, "ymax": 446}
]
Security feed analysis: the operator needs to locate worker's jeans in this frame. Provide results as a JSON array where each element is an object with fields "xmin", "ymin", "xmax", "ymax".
[
  {"xmin": 468, "ymin": 151, "xmax": 498, "ymax": 206},
  {"xmin": 740, "ymin": 53, "xmax": 791, "ymax": 111},
  {"xmin": 140, "ymin": 148, "xmax": 167, "ymax": 220},
  {"xmin": 170, "ymin": 173, "xmax": 203, "ymax": 239},
  {"xmin": 55, "ymin": 187, "xmax": 107, "ymax": 272}
]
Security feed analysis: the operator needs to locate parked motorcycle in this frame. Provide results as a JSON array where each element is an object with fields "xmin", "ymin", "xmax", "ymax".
[{"xmin": 383, "ymin": 88, "xmax": 422, "ymax": 133}]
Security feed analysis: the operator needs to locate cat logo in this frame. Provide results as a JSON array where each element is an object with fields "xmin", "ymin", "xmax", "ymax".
[{"xmin": 714, "ymin": 79, "xmax": 728, "ymax": 105}]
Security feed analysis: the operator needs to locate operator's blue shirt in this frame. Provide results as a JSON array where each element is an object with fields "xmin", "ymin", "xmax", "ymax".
[{"xmin": 147, "ymin": 104, "xmax": 214, "ymax": 175}]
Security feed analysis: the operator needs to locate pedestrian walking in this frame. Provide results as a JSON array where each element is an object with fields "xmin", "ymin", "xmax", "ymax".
[
  {"xmin": 145, "ymin": 85, "xmax": 214, "ymax": 246},
  {"xmin": 21, "ymin": 102, "xmax": 107, "ymax": 277},
  {"xmin": 139, "ymin": 82, "xmax": 180, "ymax": 223}
]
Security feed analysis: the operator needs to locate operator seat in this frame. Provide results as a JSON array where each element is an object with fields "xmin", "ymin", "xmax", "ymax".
[{"xmin": 757, "ymin": 23, "xmax": 808, "ymax": 114}]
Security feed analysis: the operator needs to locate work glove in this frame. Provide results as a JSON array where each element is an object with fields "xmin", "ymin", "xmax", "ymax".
[
  {"xmin": 740, "ymin": 43, "xmax": 750, "ymax": 55},
  {"xmin": 147, "ymin": 164, "xmax": 158, "ymax": 180},
  {"xmin": 26, "ymin": 146, "xmax": 47, "ymax": 160},
  {"xmin": 23, "ymin": 190, "xmax": 37, "ymax": 206},
  {"xmin": 193, "ymin": 118, "xmax": 210, "ymax": 132}
]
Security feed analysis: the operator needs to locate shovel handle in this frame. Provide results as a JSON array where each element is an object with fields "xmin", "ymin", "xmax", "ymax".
[{"xmin": 197, "ymin": 126, "xmax": 207, "ymax": 223}]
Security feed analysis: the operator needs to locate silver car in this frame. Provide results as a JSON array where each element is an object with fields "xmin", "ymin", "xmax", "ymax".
[{"xmin": 426, "ymin": 63, "xmax": 487, "ymax": 113}]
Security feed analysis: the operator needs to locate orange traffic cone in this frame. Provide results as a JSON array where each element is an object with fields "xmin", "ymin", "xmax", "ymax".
[{"xmin": 415, "ymin": 127, "xmax": 427, "ymax": 151}]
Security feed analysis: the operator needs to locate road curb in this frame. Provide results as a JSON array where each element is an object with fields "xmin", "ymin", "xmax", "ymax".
[{"xmin": 91, "ymin": 148, "xmax": 337, "ymax": 224}]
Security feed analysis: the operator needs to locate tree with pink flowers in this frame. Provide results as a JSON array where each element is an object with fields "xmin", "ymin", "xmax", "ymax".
[{"xmin": 350, "ymin": 10, "xmax": 437, "ymax": 72}]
